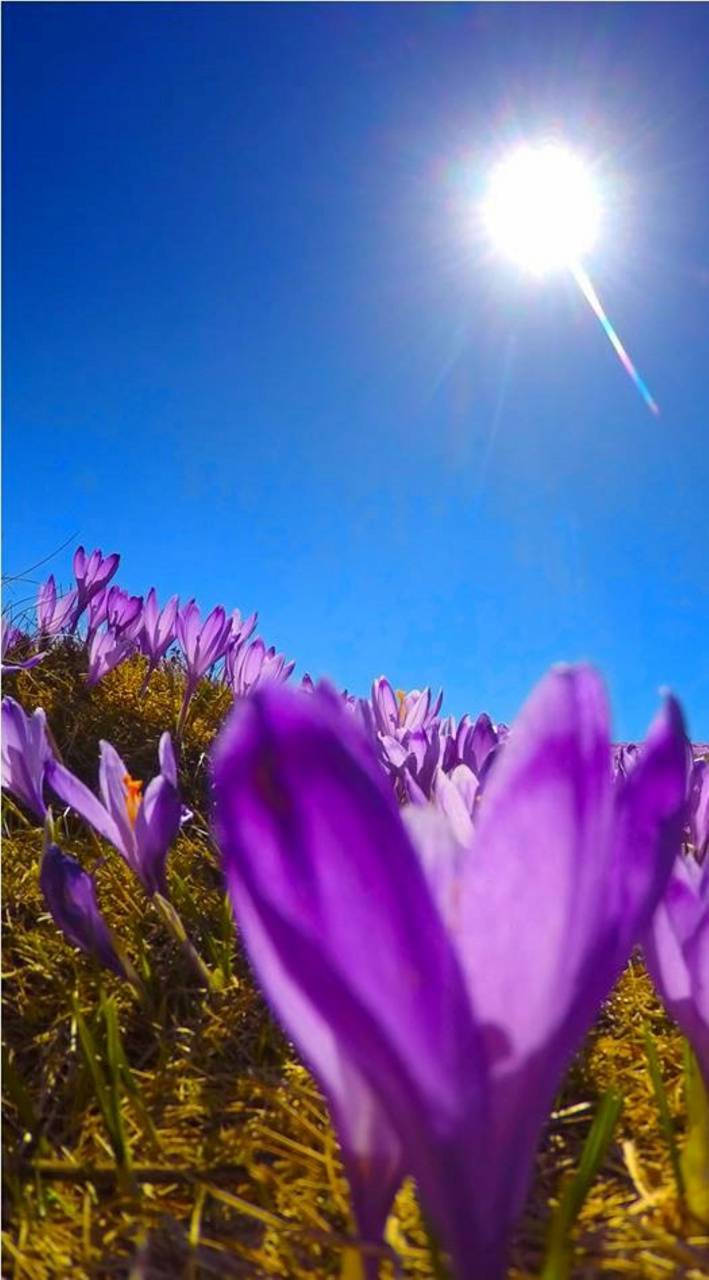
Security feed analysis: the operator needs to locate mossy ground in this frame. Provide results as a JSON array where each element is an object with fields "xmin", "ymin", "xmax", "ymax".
[{"xmin": 3, "ymin": 646, "xmax": 708, "ymax": 1278}]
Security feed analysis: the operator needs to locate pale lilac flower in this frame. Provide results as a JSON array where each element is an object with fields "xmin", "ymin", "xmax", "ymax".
[
  {"xmin": 72, "ymin": 546, "xmax": 120, "ymax": 616},
  {"xmin": 86, "ymin": 627, "xmax": 136, "ymax": 686},
  {"xmin": 104, "ymin": 586, "xmax": 144, "ymax": 639},
  {"xmin": 1, "ymin": 696, "xmax": 54, "ymax": 818},
  {"xmin": 40, "ymin": 842, "xmax": 126, "ymax": 978},
  {"xmin": 139, "ymin": 588, "xmax": 179, "ymax": 676},
  {"xmin": 224, "ymin": 636, "xmax": 295, "ymax": 697},
  {"xmin": 37, "ymin": 576, "xmax": 79, "ymax": 637},
  {"xmin": 212, "ymin": 670, "xmax": 688, "ymax": 1278},
  {"xmin": 644, "ymin": 850, "xmax": 708, "ymax": 1087},
  {"xmin": 47, "ymin": 733, "xmax": 181, "ymax": 896}
]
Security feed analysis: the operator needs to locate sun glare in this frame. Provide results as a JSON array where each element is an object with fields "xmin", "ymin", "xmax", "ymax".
[{"xmin": 482, "ymin": 143, "xmax": 600, "ymax": 275}]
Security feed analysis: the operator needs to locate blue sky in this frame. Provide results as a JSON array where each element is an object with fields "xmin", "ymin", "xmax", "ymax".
[{"xmin": 4, "ymin": 3, "xmax": 709, "ymax": 739}]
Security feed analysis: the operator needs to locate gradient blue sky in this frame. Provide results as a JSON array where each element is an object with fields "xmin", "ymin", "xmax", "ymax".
[{"xmin": 4, "ymin": 3, "xmax": 709, "ymax": 739}]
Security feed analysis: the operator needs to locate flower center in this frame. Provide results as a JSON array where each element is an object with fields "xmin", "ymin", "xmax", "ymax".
[{"xmin": 123, "ymin": 773, "xmax": 143, "ymax": 826}]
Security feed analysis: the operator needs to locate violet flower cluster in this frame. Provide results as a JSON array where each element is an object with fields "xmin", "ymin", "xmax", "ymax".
[{"xmin": 1, "ymin": 695, "xmax": 183, "ymax": 974}]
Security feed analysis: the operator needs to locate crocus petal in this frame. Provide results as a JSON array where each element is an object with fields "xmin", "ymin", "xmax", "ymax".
[
  {"xmin": 40, "ymin": 843, "xmax": 126, "ymax": 977},
  {"xmin": 158, "ymin": 732, "xmax": 178, "ymax": 788},
  {"xmin": 228, "ymin": 869, "xmax": 404, "ymax": 1250},
  {"xmin": 644, "ymin": 848, "xmax": 709, "ymax": 1086},
  {"xmin": 470, "ymin": 713, "xmax": 498, "ymax": 774},
  {"xmin": 97, "ymin": 741, "xmax": 136, "ymax": 856},
  {"xmin": 432, "ymin": 767, "xmax": 475, "ymax": 846},
  {"xmin": 212, "ymin": 686, "xmax": 488, "ymax": 1264},
  {"xmin": 371, "ymin": 677, "xmax": 398, "ymax": 736},
  {"xmin": 3, "ymin": 653, "xmax": 47, "ymax": 675},
  {"xmin": 610, "ymin": 696, "xmax": 690, "ymax": 962},
  {"xmin": 46, "ymin": 758, "xmax": 125, "ymax": 851},
  {"xmin": 134, "ymin": 775, "xmax": 181, "ymax": 895},
  {"xmin": 72, "ymin": 546, "xmax": 87, "ymax": 579},
  {"xmin": 449, "ymin": 763, "xmax": 479, "ymax": 815}
]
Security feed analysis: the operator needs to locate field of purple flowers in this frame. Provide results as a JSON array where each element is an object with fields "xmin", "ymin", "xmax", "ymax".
[{"xmin": 2, "ymin": 546, "xmax": 708, "ymax": 1279}]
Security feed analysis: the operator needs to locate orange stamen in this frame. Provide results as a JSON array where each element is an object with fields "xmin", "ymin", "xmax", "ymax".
[{"xmin": 123, "ymin": 773, "xmax": 143, "ymax": 827}]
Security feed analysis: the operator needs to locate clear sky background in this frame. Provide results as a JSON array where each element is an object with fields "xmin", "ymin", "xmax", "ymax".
[{"xmin": 4, "ymin": 3, "xmax": 708, "ymax": 739}]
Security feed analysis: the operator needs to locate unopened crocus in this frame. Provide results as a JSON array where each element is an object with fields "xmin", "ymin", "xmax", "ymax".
[
  {"xmin": 2, "ymin": 621, "xmax": 46, "ymax": 675},
  {"xmin": 40, "ymin": 842, "xmax": 126, "ymax": 978},
  {"xmin": 72, "ymin": 545, "xmax": 120, "ymax": 616},
  {"xmin": 644, "ymin": 851, "xmax": 709, "ymax": 1087},
  {"xmin": 86, "ymin": 627, "xmax": 136, "ymax": 686},
  {"xmin": 212, "ymin": 670, "xmax": 688, "ymax": 1279},
  {"xmin": 46, "ymin": 733, "xmax": 181, "ymax": 896},
  {"xmin": 37, "ymin": 576, "xmax": 79, "ymax": 637},
  {"xmin": 1, "ymin": 696, "xmax": 54, "ymax": 819},
  {"xmin": 456, "ymin": 712, "xmax": 499, "ymax": 775}
]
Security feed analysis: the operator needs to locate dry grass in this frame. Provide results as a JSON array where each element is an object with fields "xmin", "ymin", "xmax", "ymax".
[{"xmin": 3, "ymin": 649, "xmax": 708, "ymax": 1278}]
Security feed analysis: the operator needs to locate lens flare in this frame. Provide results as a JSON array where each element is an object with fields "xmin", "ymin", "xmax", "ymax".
[
  {"xmin": 482, "ymin": 143, "xmax": 659, "ymax": 415},
  {"xmin": 570, "ymin": 262, "xmax": 659, "ymax": 416}
]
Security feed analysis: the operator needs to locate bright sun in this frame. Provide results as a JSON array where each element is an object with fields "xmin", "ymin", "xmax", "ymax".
[{"xmin": 482, "ymin": 143, "xmax": 600, "ymax": 275}]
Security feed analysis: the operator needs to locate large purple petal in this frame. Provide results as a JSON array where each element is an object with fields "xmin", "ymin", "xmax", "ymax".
[
  {"xmin": 459, "ymin": 666, "xmax": 614, "ymax": 1062},
  {"xmin": 46, "ymin": 758, "xmax": 125, "ymax": 851},
  {"xmin": 228, "ymin": 871, "xmax": 404, "ymax": 1251},
  {"xmin": 212, "ymin": 686, "xmax": 489, "ymax": 1268}
]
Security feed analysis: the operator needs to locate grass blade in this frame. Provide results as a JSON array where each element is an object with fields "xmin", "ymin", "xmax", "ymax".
[
  {"xmin": 542, "ymin": 1089, "xmax": 623, "ymax": 1280},
  {"xmin": 681, "ymin": 1040, "xmax": 709, "ymax": 1224}
]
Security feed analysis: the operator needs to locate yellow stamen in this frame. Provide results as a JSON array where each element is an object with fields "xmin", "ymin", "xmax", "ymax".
[{"xmin": 123, "ymin": 774, "xmax": 143, "ymax": 827}]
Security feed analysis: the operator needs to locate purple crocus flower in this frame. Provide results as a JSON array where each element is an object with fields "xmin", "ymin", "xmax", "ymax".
[
  {"xmin": 1, "ymin": 621, "xmax": 46, "ymax": 676},
  {"xmin": 644, "ymin": 852, "xmax": 709, "ymax": 1086},
  {"xmin": 178, "ymin": 601, "xmax": 233, "ymax": 683},
  {"xmin": 212, "ymin": 669, "xmax": 688, "ymax": 1279},
  {"xmin": 40, "ymin": 842, "xmax": 126, "ymax": 978},
  {"xmin": 72, "ymin": 545, "xmax": 120, "ymax": 616},
  {"xmin": 37, "ymin": 576, "xmax": 80, "ymax": 637},
  {"xmin": 104, "ymin": 586, "xmax": 144, "ymax": 639},
  {"xmin": 86, "ymin": 627, "xmax": 137, "ymax": 686},
  {"xmin": 139, "ymin": 588, "xmax": 179, "ymax": 677},
  {"xmin": 1, "ymin": 696, "xmax": 54, "ymax": 819},
  {"xmin": 224, "ymin": 636, "xmax": 295, "ymax": 697},
  {"xmin": 46, "ymin": 733, "xmax": 181, "ymax": 896}
]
